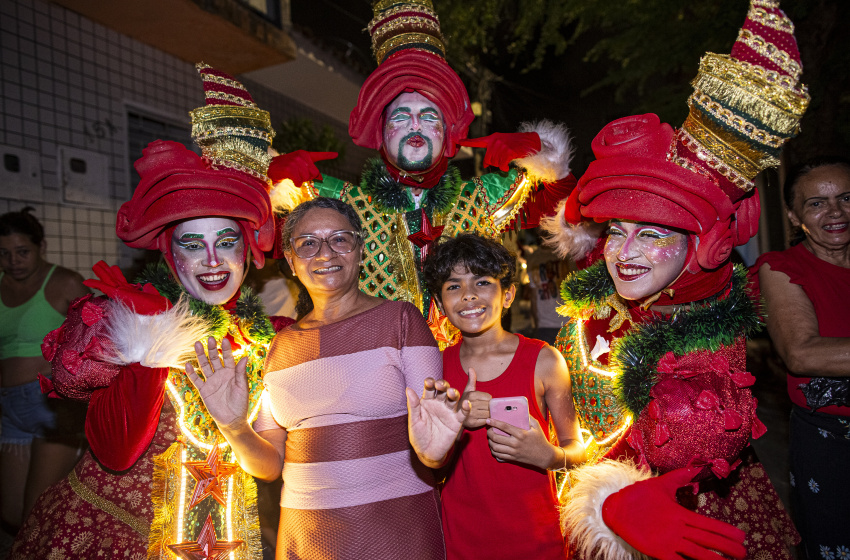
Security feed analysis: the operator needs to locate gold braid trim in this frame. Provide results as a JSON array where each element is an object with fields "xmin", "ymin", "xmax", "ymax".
[
  {"xmin": 376, "ymin": 32, "xmax": 445, "ymax": 62},
  {"xmin": 371, "ymin": 15, "xmax": 441, "ymax": 46},
  {"xmin": 752, "ymin": 0, "xmax": 780, "ymax": 8},
  {"xmin": 693, "ymin": 56, "xmax": 809, "ymax": 135},
  {"xmin": 748, "ymin": 6, "xmax": 794, "ymax": 33},
  {"xmin": 685, "ymin": 110, "xmax": 780, "ymax": 176},
  {"xmin": 689, "ymin": 91, "xmax": 785, "ymax": 148},
  {"xmin": 147, "ymin": 442, "xmax": 180, "ymax": 559},
  {"xmin": 194, "ymin": 126, "xmax": 273, "ymax": 143},
  {"xmin": 190, "ymin": 106, "xmax": 273, "ymax": 133},
  {"xmin": 736, "ymin": 28, "xmax": 801, "ymax": 80},
  {"xmin": 675, "ymin": 128, "xmax": 756, "ymax": 192},
  {"xmin": 605, "ymin": 293, "xmax": 630, "ymax": 332},
  {"xmin": 67, "ymin": 469, "xmax": 150, "ymax": 538},
  {"xmin": 372, "ymin": 0, "xmax": 435, "ymax": 14}
]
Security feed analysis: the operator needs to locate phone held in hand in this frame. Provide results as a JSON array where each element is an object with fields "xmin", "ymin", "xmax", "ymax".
[{"xmin": 489, "ymin": 396, "xmax": 530, "ymax": 436}]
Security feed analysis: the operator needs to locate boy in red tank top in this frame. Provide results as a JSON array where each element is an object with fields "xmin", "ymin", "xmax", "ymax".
[{"xmin": 423, "ymin": 233, "xmax": 585, "ymax": 560}]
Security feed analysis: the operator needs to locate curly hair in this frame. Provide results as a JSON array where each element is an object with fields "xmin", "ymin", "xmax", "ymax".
[
  {"xmin": 423, "ymin": 233, "xmax": 516, "ymax": 301},
  {"xmin": 0, "ymin": 207, "xmax": 44, "ymax": 245},
  {"xmin": 280, "ymin": 197, "xmax": 363, "ymax": 317}
]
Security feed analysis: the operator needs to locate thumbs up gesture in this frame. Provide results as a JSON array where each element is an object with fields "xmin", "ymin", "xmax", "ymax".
[{"xmin": 462, "ymin": 368, "xmax": 492, "ymax": 429}]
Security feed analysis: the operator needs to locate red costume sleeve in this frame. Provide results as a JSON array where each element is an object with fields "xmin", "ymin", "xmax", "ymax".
[
  {"xmin": 517, "ymin": 173, "xmax": 578, "ymax": 229},
  {"xmin": 86, "ymin": 363, "xmax": 169, "ymax": 472}
]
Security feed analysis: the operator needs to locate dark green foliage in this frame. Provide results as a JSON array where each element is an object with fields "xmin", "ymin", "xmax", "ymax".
[
  {"xmin": 361, "ymin": 159, "xmax": 463, "ymax": 215},
  {"xmin": 612, "ymin": 265, "xmax": 763, "ymax": 417},
  {"xmin": 272, "ymin": 117, "xmax": 346, "ymax": 163}
]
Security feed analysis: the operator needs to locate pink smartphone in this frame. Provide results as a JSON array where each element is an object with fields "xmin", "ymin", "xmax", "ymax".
[{"xmin": 489, "ymin": 396, "xmax": 530, "ymax": 436}]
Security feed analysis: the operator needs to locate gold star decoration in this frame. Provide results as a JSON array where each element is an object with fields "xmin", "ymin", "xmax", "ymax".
[
  {"xmin": 167, "ymin": 514, "xmax": 243, "ymax": 560},
  {"xmin": 183, "ymin": 439, "xmax": 239, "ymax": 509},
  {"xmin": 407, "ymin": 208, "xmax": 445, "ymax": 267}
]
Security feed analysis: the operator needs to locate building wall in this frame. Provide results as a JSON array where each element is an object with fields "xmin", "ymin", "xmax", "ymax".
[{"xmin": 0, "ymin": 0, "xmax": 369, "ymax": 278}]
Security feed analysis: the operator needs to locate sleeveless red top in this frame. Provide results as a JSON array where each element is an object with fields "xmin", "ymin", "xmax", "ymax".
[
  {"xmin": 440, "ymin": 334, "xmax": 565, "ymax": 560},
  {"xmin": 755, "ymin": 243, "xmax": 850, "ymax": 416}
]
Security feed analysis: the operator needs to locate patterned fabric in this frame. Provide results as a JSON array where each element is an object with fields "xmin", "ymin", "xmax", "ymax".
[
  {"xmin": 254, "ymin": 300, "xmax": 446, "ymax": 559},
  {"xmin": 788, "ymin": 407, "xmax": 850, "ymax": 559},
  {"xmin": 11, "ymin": 403, "xmax": 178, "ymax": 559},
  {"xmin": 692, "ymin": 448, "xmax": 798, "ymax": 560}
]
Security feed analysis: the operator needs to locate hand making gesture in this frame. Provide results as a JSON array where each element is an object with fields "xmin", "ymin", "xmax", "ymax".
[
  {"xmin": 407, "ymin": 377, "xmax": 471, "ymax": 468},
  {"xmin": 184, "ymin": 336, "xmax": 250, "ymax": 430}
]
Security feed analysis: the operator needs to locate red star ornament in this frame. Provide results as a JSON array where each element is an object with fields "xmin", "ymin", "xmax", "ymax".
[
  {"xmin": 167, "ymin": 514, "xmax": 243, "ymax": 560},
  {"xmin": 407, "ymin": 208, "xmax": 444, "ymax": 267},
  {"xmin": 183, "ymin": 440, "xmax": 239, "ymax": 509}
]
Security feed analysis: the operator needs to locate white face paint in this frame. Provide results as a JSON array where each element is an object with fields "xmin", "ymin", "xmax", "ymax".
[
  {"xmin": 604, "ymin": 221, "xmax": 689, "ymax": 301},
  {"xmin": 171, "ymin": 217, "xmax": 246, "ymax": 305},
  {"xmin": 382, "ymin": 91, "xmax": 445, "ymax": 172}
]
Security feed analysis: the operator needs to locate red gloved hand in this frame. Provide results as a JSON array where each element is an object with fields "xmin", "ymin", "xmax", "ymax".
[
  {"xmin": 84, "ymin": 261, "xmax": 171, "ymax": 315},
  {"xmin": 459, "ymin": 132, "xmax": 541, "ymax": 171},
  {"xmin": 602, "ymin": 467, "xmax": 747, "ymax": 560},
  {"xmin": 268, "ymin": 150, "xmax": 338, "ymax": 185}
]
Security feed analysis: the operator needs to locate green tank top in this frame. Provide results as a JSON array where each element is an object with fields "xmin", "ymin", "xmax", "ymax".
[{"xmin": 0, "ymin": 265, "xmax": 66, "ymax": 358}]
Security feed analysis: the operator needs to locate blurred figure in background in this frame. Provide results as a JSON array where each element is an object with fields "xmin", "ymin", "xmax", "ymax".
[{"xmin": 0, "ymin": 207, "xmax": 88, "ymax": 554}]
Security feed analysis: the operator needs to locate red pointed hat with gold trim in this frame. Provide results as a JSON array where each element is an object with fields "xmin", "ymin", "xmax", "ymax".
[
  {"xmin": 349, "ymin": 0, "xmax": 473, "ymax": 159},
  {"xmin": 565, "ymin": 0, "xmax": 809, "ymax": 271},
  {"xmin": 116, "ymin": 64, "xmax": 276, "ymax": 268}
]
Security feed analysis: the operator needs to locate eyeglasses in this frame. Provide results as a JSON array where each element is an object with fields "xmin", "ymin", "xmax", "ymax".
[{"xmin": 290, "ymin": 231, "xmax": 361, "ymax": 259}]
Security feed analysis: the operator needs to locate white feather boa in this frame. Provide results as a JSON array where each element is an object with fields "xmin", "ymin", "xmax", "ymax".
[
  {"xmin": 561, "ymin": 460, "xmax": 653, "ymax": 560},
  {"xmin": 100, "ymin": 297, "xmax": 212, "ymax": 369},
  {"xmin": 540, "ymin": 198, "xmax": 603, "ymax": 261},
  {"xmin": 514, "ymin": 119, "xmax": 574, "ymax": 183}
]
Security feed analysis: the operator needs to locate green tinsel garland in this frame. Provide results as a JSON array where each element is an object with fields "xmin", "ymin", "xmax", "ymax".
[
  {"xmin": 134, "ymin": 262, "xmax": 275, "ymax": 344},
  {"xmin": 360, "ymin": 158, "xmax": 463, "ymax": 216},
  {"xmin": 559, "ymin": 260, "xmax": 615, "ymax": 314},
  {"xmin": 559, "ymin": 263, "xmax": 762, "ymax": 418}
]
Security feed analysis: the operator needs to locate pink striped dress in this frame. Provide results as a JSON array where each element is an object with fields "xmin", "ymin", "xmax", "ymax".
[{"xmin": 254, "ymin": 300, "xmax": 446, "ymax": 559}]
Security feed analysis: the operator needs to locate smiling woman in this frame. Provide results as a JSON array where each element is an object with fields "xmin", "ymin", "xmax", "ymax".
[
  {"xmin": 184, "ymin": 196, "xmax": 470, "ymax": 559},
  {"xmin": 754, "ymin": 157, "xmax": 850, "ymax": 557}
]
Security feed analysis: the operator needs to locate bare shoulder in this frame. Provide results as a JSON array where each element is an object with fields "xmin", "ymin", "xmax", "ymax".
[
  {"xmin": 46, "ymin": 266, "xmax": 90, "ymax": 311},
  {"xmin": 534, "ymin": 342, "xmax": 568, "ymax": 382}
]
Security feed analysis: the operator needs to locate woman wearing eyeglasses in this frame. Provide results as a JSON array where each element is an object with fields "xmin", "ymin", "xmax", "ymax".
[{"xmin": 185, "ymin": 196, "xmax": 468, "ymax": 559}]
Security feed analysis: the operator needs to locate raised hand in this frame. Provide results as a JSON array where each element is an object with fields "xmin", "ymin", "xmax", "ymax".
[
  {"xmin": 184, "ymin": 337, "xmax": 250, "ymax": 430},
  {"xmin": 602, "ymin": 467, "xmax": 747, "ymax": 560},
  {"xmin": 458, "ymin": 132, "xmax": 541, "ymax": 171},
  {"xmin": 486, "ymin": 415, "xmax": 555, "ymax": 469},
  {"xmin": 267, "ymin": 150, "xmax": 338, "ymax": 186},
  {"xmin": 461, "ymin": 367, "xmax": 492, "ymax": 429},
  {"xmin": 407, "ymin": 378, "xmax": 470, "ymax": 468}
]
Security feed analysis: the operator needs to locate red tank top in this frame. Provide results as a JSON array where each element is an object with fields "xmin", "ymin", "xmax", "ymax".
[{"xmin": 440, "ymin": 334, "xmax": 566, "ymax": 560}]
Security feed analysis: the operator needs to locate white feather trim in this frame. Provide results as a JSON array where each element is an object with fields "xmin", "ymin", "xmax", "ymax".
[
  {"xmin": 270, "ymin": 178, "xmax": 309, "ymax": 213},
  {"xmin": 561, "ymin": 460, "xmax": 653, "ymax": 560},
  {"xmin": 102, "ymin": 297, "xmax": 212, "ymax": 369},
  {"xmin": 540, "ymin": 198, "xmax": 603, "ymax": 261},
  {"xmin": 515, "ymin": 120, "xmax": 574, "ymax": 183}
]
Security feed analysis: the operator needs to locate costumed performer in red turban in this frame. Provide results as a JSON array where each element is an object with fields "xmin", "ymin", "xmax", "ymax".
[
  {"xmin": 267, "ymin": 0, "xmax": 576, "ymax": 347},
  {"xmin": 12, "ymin": 64, "xmax": 291, "ymax": 560},
  {"xmin": 549, "ymin": 1, "xmax": 810, "ymax": 558}
]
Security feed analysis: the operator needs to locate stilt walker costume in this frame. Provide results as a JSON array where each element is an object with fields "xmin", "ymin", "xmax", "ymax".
[
  {"xmin": 269, "ymin": 0, "xmax": 575, "ymax": 345},
  {"xmin": 11, "ymin": 65, "xmax": 291, "ymax": 560},
  {"xmin": 549, "ymin": 1, "xmax": 810, "ymax": 559}
]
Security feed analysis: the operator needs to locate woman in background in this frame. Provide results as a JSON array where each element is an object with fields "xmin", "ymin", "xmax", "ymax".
[
  {"xmin": 0, "ymin": 207, "xmax": 88, "ymax": 548},
  {"xmin": 756, "ymin": 157, "xmax": 850, "ymax": 559}
]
